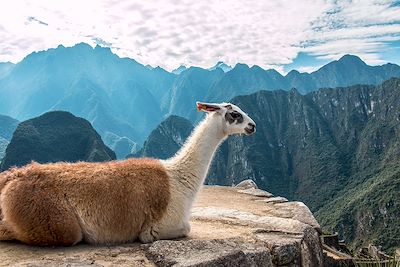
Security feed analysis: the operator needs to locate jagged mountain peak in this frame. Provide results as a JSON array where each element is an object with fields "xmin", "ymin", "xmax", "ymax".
[
  {"xmin": 209, "ymin": 61, "xmax": 232, "ymax": 72},
  {"xmin": 337, "ymin": 54, "xmax": 365, "ymax": 64},
  {"xmin": 285, "ymin": 69, "xmax": 302, "ymax": 78},
  {"xmin": 265, "ymin": 68, "xmax": 284, "ymax": 77},
  {"xmin": 316, "ymin": 54, "xmax": 366, "ymax": 72},
  {"xmin": 232, "ymin": 63, "xmax": 250, "ymax": 71},
  {"xmin": 250, "ymin": 65, "xmax": 264, "ymax": 71},
  {"xmin": 172, "ymin": 65, "xmax": 187, "ymax": 75}
]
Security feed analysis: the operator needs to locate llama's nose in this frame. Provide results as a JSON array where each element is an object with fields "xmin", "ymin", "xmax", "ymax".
[
  {"xmin": 246, "ymin": 122, "xmax": 256, "ymax": 134},
  {"xmin": 248, "ymin": 122, "xmax": 256, "ymax": 130}
]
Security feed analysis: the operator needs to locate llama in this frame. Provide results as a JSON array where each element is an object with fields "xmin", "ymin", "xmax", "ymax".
[{"xmin": 0, "ymin": 102, "xmax": 256, "ymax": 246}]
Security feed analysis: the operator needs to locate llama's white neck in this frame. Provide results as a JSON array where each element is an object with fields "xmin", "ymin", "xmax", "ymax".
[{"xmin": 164, "ymin": 113, "xmax": 227, "ymax": 195}]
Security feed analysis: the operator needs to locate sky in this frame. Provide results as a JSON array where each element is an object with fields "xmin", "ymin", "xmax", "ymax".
[{"xmin": 0, "ymin": 0, "xmax": 400, "ymax": 73}]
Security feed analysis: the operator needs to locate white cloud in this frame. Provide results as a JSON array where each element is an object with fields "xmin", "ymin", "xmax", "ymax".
[
  {"xmin": 0, "ymin": 0, "xmax": 399, "ymax": 70},
  {"xmin": 304, "ymin": 0, "xmax": 400, "ymax": 65}
]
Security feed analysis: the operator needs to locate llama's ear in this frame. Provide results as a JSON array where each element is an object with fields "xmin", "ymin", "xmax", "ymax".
[
  {"xmin": 224, "ymin": 104, "xmax": 233, "ymax": 110},
  {"xmin": 196, "ymin": 102, "xmax": 221, "ymax": 112}
]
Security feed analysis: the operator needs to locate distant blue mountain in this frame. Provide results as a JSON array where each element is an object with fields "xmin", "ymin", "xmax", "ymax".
[
  {"xmin": 205, "ymin": 64, "xmax": 288, "ymax": 103},
  {"xmin": 0, "ymin": 114, "xmax": 19, "ymax": 161},
  {"xmin": 286, "ymin": 55, "xmax": 400, "ymax": 93},
  {"xmin": 173, "ymin": 61, "xmax": 232, "ymax": 75},
  {"xmin": 166, "ymin": 67, "xmax": 225, "ymax": 122},
  {"xmin": 208, "ymin": 61, "xmax": 232, "ymax": 72},
  {"xmin": 0, "ymin": 43, "xmax": 399, "ymax": 151},
  {"xmin": 172, "ymin": 65, "xmax": 187, "ymax": 75},
  {"xmin": 0, "ymin": 43, "xmax": 175, "ymax": 147},
  {"xmin": 0, "ymin": 62, "xmax": 14, "ymax": 79}
]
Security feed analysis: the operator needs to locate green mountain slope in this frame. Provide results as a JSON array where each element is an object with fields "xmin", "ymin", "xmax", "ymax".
[
  {"xmin": 207, "ymin": 78, "xmax": 400, "ymax": 251},
  {"xmin": 0, "ymin": 111, "xmax": 115, "ymax": 171},
  {"xmin": 133, "ymin": 115, "xmax": 193, "ymax": 159}
]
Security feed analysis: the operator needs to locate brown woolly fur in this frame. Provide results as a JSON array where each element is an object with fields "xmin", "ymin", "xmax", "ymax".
[{"xmin": 0, "ymin": 158, "xmax": 170, "ymax": 246}]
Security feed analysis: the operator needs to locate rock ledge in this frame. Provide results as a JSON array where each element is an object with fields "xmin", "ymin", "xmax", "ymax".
[{"xmin": 0, "ymin": 183, "xmax": 323, "ymax": 266}]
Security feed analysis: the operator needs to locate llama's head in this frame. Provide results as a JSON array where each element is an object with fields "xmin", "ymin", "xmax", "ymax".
[{"xmin": 196, "ymin": 101, "xmax": 256, "ymax": 136}]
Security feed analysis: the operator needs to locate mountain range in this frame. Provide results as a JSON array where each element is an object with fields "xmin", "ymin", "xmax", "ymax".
[
  {"xmin": 172, "ymin": 61, "xmax": 232, "ymax": 75},
  {"xmin": 0, "ymin": 43, "xmax": 176, "ymax": 151},
  {"xmin": 1, "ymin": 43, "xmax": 399, "ymax": 159}
]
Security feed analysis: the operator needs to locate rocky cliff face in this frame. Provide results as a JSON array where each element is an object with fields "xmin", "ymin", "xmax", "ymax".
[
  {"xmin": 0, "ymin": 114, "xmax": 19, "ymax": 141},
  {"xmin": 0, "ymin": 111, "xmax": 115, "ymax": 171},
  {"xmin": 133, "ymin": 115, "xmax": 193, "ymax": 159},
  {"xmin": 104, "ymin": 132, "xmax": 137, "ymax": 159},
  {"xmin": 0, "ymin": 137, "xmax": 9, "ymax": 162},
  {"xmin": 0, "ymin": 115, "xmax": 19, "ymax": 161},
  {"xmin": 207, "ymin": 77, "xmax": 400, "ymax": 251},
  {"xmin": 0, "ymin": 183, "xmax": 326, "ymax": 266}
]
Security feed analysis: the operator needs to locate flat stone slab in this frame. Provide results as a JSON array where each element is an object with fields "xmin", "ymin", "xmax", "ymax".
[
  {"xmin": 235, "ymin": 179, "xmax": 259, "ymax": 189},
  {"xmin": 237, "ymin": 187, "xmax": 274, "ymax": 197},
  {"xmin": 0, "ymin": 185, "xmax": 323, "ymax": 266},
  {"xmin": 257, "ymin": 196, "xmax": 288, "ymax": 203},
  {"xmin": 146, "ymin": 239, "xmax": 272, "ymax": 267},
  {"xmin": 0, "ymin": 242, "xmax": 153, "ymax": 267}
]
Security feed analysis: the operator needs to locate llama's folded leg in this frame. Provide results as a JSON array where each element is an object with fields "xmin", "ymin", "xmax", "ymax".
[
  {"xmin": 139, "ymin": 225, "xmax": 160, "ymax": 243},
  {"xmin": 156, "ymin": 221, "xmax": 191, "ymax": 241},
  {"xmin": 0, "ymin": 221, "xmax": 16, "ymax": 241}
]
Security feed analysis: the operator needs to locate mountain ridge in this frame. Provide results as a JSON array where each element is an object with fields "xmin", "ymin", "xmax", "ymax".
[{"xmin": 1, "ymin": 43, "xmax": 399, "ymax": 151}]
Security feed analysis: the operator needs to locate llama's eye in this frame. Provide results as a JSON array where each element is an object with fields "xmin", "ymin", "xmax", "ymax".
[{"xmin": 231, "ymin": 112, "xmax": 242, "ymax": 119}]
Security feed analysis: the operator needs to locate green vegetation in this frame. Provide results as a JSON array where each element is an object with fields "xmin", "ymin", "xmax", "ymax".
[
  {"xmin": 317, "ymin": 166, "xmax": 400, "ymax": 252},
  {"xmin": 354, "ymin": 257, "xmax": 400, "ymax": 267},
  {"xmin": 207, "ymin": 78, "xmax": 400, "ymax": 252}
]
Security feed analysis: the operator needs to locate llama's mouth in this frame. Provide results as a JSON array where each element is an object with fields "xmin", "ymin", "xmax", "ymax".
[{"xmin": 244, "ymin": 127, "xmax": 255, "ymax": 135}]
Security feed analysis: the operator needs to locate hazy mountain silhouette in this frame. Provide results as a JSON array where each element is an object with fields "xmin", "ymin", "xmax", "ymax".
[{"xmin": 0, "ymin": 44, "xmax": 399, "ymax": 146}]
